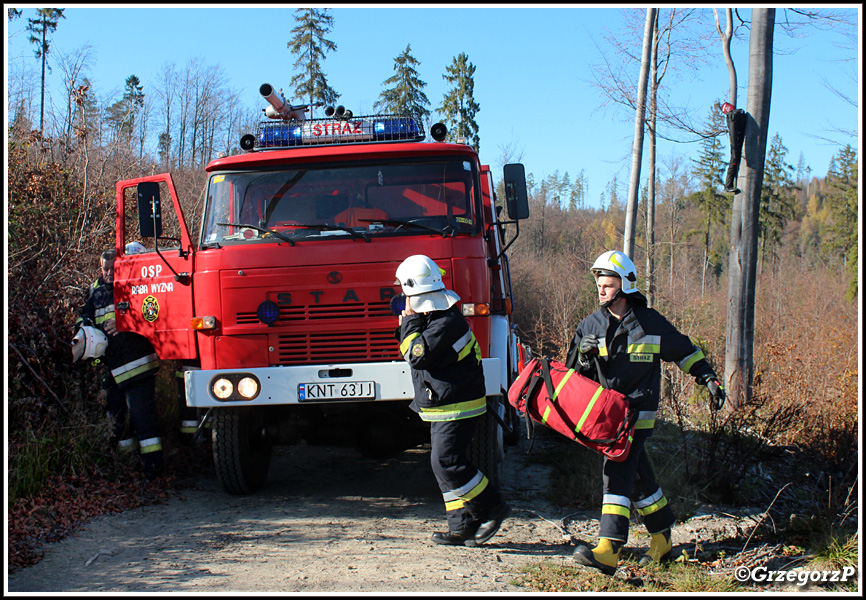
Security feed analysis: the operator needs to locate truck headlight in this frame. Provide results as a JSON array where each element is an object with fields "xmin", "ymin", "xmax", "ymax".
[
  {"xmin": 210, "ymin": 373, "xmax": 261, "ymax": 401},
  {"xmin": 237, "ymin": 377, "xmax": 259, "ymax": 399},
  {"xmin": 212, "ymin": 378, "xmax": 234, "ymax": 399}
]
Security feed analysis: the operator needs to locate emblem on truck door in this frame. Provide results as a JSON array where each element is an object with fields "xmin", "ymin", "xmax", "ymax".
[
  {"xmin": 142, "ymin": 295, "xmax": 160, "ymax": 322},
  {"xmin": 327, "ymin": 271, "xmax": 342, "ymax": 284}
]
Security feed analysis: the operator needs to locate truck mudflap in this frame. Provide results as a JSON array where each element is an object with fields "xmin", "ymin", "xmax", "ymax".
[{"xmin": 184, "ymin": 358, "xmax": 502, "ymax": 408}]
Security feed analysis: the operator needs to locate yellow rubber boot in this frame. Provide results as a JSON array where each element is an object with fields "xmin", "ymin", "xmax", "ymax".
[
  {"xmin": 573, "ymin": 538, "xmax": 621, "ymax": 575},
  {"xmin": 638, "ymin": 529, "xmax": 672, "ymax": 565}
]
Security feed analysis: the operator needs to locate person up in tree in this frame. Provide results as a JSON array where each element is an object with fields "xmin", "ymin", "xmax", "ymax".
[{"xmin": 721, "ymin": 101, "xmax": 747, "ymax": 194}]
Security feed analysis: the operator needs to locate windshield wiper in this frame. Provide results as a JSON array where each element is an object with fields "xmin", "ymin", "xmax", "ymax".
[
  {"xmin": 216, "ymin": 223, "xmax": 296, "ymax": 246},
  {"xmin": 292, "ymin": 223, "xmax": 371, "ymax": 242},
  {"xmin": 359, "ymin": 218, "xmax": 454, "ymax": 237}
]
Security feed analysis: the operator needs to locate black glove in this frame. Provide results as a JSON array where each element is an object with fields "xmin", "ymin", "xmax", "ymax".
[
  {"xmin": 577, "ymin": 334, "xmax": 599, "ymax": 366},
  {"xmin": 705, "ymin": 378, "xmax": 726, "ymax": 411}
]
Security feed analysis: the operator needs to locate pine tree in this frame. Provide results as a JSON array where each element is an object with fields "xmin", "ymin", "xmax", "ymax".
[
  {"xmin": 758, "ymin": 133, "xmax": 798, "ymax": 264},
  {"xmin": 823, "ymin": 145, "xmax": 858, "ymax": 299},
  {"xmin": 374, "ymin": 44, "xmax": 430, "ymax": 129},
  {"xmin": 26, "ymin": 8, "xmax": 65, "ymax": 133},
  {"xmin": 568, "ymin": 170, "xmax": 587, "ymax": 212},
  {"xmin": 437, "ymin": 53, "xmax": 480, "ymax": 152},
  {"xmin": 689, "ymin": 107, "xmax": 730, "ymax": 286},
  {"xmin": 287, "ymin": 8, "xmax": 339, "ymax": 110},
  {"xmin": 105, "ymin": 75, "xmax": 145, "ymax": 141}
]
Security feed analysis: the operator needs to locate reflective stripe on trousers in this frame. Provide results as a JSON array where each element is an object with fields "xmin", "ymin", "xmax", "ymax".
[{"xmin": 418, "ymin": 397, "xmax": 487, "ymax": 422}]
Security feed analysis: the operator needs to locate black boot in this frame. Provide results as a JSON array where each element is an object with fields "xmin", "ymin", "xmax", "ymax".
[
  {"xmin": 432, "ymin": 531, "xmax": 473, "ymax": 546},
  {"xmin": 468, "ymin": 503, "xmax": 511, "ymax": 546}
]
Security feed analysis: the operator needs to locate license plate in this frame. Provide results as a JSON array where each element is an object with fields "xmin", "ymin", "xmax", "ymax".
[{"xmin": 298, "ymin": 381, "xmax": 376, "ymax": 401}]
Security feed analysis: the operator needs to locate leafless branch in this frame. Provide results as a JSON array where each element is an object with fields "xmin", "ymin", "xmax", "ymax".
[{"xmin": 9, "ymin": 342, "xmax": 69, "ymax": 414}]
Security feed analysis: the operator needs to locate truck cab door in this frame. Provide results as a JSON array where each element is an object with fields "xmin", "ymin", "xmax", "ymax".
[{"xmin": 113, "ymin": 174, "xmax": 197, "ymax": 359}]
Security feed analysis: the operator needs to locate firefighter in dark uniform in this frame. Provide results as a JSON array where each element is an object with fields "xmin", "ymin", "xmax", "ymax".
[
  {"xmin": 566, "ymin": 250, "xmax": 725, "ymax": 574},
  {"xmin": 395, "ymin": 254, "xmax": 511, "ymax": 546},
  {"xmin": 73, "ymin": 248, "xmax": 165, "ymax": 481},
  {"xmin": 75, "ymin": 266, "xmax": 136, "ymax": 452}
]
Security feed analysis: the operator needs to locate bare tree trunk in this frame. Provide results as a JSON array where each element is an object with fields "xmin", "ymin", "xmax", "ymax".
[
  {"xmin": 39, "ymin": 19, "xmax": 47, "ymax": 133},
  {"xmin": 645, "ymin": 12, "xmax": 660, "ymax": 309},
  {"xmin": 714, "ymin": 8, "xmax": 738, "ymax": 107},
  {"xmin": 724, "ymin": 8, "xmax": 775, "ymax": 409},
  {"xmin": 623, "ymin": 7, "xmax": 656, "ymax": 259}
]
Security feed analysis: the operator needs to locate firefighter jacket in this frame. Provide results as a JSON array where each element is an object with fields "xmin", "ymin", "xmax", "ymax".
[
  {"xmin": 566, "ymin": 300, "xmax": 716, "ymax": 423},
  {"xmin": 399, "ymin": 305, "xmax": 487, "ymax": 422},
  {"xmin": 75, "ymin": 277, "xmax": 160, "ymax": 389}
]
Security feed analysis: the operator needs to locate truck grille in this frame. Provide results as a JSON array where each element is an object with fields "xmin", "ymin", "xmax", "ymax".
[
  {"xmin": 275, "ymin": 329, "xmax": 400, "ymax": 365},
  {"xmin": 233, "ymin": 300, "xmax": 400, "ymax": 365},
  {"xmin": 236, "ymin": 301, "xmax": 392, "ymax": 324}
]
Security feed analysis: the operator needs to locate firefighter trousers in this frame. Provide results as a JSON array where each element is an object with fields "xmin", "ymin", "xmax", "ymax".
[
  {"xmin": 104, "ymin": 372, "xmax": 132, "ymax": 446},
  {"xmin": 430, "ymin": 416, "xmax": 503, "ymax": 533},
  {"xmin": 599, "ymin": 428, "xmax": 675, "ymax": 542},
  {"xmin": 106, "ymin": 374, "xmax": 164, "ymax": 480}
]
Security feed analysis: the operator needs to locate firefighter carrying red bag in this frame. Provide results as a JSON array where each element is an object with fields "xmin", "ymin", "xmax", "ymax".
[
  {"xmin": 508, "ymin": 355, "xmax": 635, "ymax": 461},
  {"xmin": 511, "ymin": 250, "xmax": 726, "ymax": 576}
]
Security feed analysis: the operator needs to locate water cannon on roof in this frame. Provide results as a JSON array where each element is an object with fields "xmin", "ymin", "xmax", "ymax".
[{"xmin": 260, "ymin": 83, "xmax": 322, "ymax": 121}]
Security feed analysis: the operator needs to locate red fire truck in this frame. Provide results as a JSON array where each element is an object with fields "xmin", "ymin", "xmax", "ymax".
[{"xmin": 112, "ymin": 84, "xmax": 530, "ymax": 494}]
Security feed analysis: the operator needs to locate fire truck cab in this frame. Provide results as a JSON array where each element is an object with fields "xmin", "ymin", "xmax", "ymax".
[{"xmin": 112, "ymin": 85, "xmax": 530, "ymax": 494}]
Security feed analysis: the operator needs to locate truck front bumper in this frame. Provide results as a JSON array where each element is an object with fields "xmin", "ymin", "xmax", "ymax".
[{"xmin": 185, "ymin": 359, "xmax": 502, "ymax": 408}]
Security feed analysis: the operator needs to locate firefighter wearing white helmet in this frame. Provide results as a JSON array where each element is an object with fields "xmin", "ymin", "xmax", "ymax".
[
  {"xmin": 591, "ymin": 250, "xmax": 639, "ymax": 298},
  {"xmin": 71, "ymin": 325, "xmax": 109, "ymax": 362},
  {"xmin": 125, "ymin": 241, "xmax": 147, "ymax": 255},
  {"xmin": 395, "ymin": 254, "xmax": 461, "ymax": 312},
  {"xmin": 73, "ymin": 248, "xmax": 165, "ymax": 481},
  {"xmin": 566, "ymin": 249, "xmax": 725, "ymax": 575},
  {"xmin": 395, "ymin": 255, "xmax": 510, "ymax": 547}
]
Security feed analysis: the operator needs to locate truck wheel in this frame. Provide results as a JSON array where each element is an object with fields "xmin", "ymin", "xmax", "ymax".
[
  {"xmin": 212, "ymin": 406, "xmax": 273, "ymax": 495},
  {"xmin": 468, "ymin": 397, "xmax": 505, "ymax": 485}
]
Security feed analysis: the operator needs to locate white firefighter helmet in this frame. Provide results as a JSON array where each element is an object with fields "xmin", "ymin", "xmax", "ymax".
[
  {"xmin": 125, "ymin": 241, "xmax": 146, "ymax": 255},
  {"xmin": 71, "ymin": 325, "xmax": 108, "ymax": 363},
  {"xmin": 591, "ymin": 250, "xmax": 639, "ymax": 294},
  {"xmin": 395, "ymin": 255, "xmax": 460, "ymax": 313}
]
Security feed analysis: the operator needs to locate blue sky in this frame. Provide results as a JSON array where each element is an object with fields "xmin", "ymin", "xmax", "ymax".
[{"xmin": 5, "ymin": 5, "xmax": 861, "ymax": 207}]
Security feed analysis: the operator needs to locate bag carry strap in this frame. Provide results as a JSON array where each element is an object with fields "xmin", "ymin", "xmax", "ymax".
[
  {"xmin": 522, "ymin": 367, "xmax": 547, "ymax": 441},
  {"xmin": 593, "ymin": 355, "xmax": 610, "ymax": 389},
  {"xmin": 573, "ymin": 408, "xmax": 638, "ymax": 447}
]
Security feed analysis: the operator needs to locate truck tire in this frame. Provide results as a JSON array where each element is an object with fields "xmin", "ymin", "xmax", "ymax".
[
  {"xmin": 468, "ymin": 396, "xmax": 505, "ymax": 485},
  {"xmin": 212, "ymin": 406, "xmax": 273, "ymax": 495}
]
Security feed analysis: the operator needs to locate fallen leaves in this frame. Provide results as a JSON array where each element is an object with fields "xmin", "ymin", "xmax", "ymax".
[{"xmin": 7, "ymin": 473, "xmax": 174, "ymax": 572}]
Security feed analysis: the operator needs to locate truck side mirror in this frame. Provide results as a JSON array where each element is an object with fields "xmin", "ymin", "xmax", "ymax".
[
  {"xmin": 137, "ymin": 181, "xmax": 163, "ymax": 238},
  {"xmin": 503, "ymin": 163, "xmax": 529, "ymax": 220}
]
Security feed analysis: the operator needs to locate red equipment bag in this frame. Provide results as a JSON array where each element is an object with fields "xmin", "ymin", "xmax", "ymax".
[{"xmin": 507, "ymin": 357, "xmax": 636, "ymax": 461}]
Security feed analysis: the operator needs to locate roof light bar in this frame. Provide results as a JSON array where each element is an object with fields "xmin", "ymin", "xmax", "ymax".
[{"xmin": 254, "ymin": 115, "xmax": 424, "ymax": 150}]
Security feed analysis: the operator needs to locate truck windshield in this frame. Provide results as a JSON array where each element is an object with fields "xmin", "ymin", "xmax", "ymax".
[{"xmin": 202, "ymin": 158, "xmax": 479, "ymax": 245}]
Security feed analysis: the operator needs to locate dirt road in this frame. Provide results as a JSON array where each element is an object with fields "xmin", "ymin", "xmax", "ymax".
[
  {"xmin": 7, "ymin": 433, "xmax": 583, "ymax": 593},
  {"xmin": 7, "ymin": 432, "xmax": 772, "ymax": 594}
]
